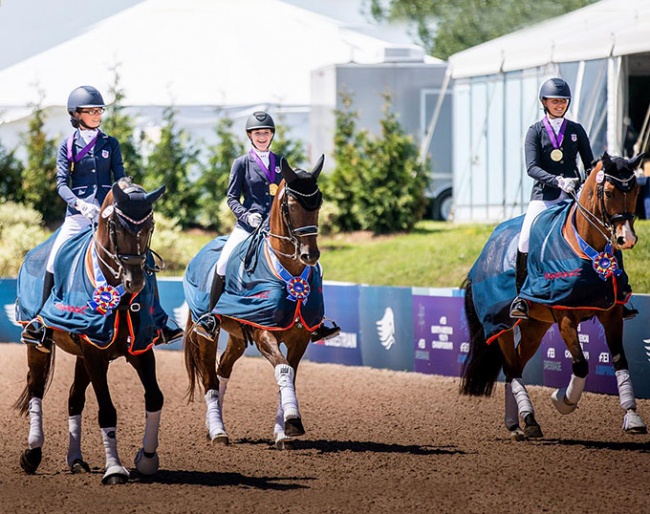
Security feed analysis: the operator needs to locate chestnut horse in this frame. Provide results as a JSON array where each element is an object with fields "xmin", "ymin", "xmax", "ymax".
[
  {"xmin": 14, "ymin": 178, "xmax": 166, "ymax": 484},
  {"xmin": 461, "ymin": 153, "xmax": 647, "ymax": 439},
  {"xmin": 183, "ymin": 156, "xmax": 324, "ymax": 449}
]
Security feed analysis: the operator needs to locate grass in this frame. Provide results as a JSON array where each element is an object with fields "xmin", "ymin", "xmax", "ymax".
[{"xmin": 317, "ymin": 219, "xmax": 650, "ymax": 292}]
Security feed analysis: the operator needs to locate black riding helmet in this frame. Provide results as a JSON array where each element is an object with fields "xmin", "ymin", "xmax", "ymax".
[
  {"xmin": 246, "ymin": 111, "xmax": 275, "ymax": 150},
  {"xmin": 539, "ymin": 78, "xmax": 571, "ymax": 113},
  {"xmin": 67, "ymin": 85, "xmax": 106, "ymax": 128}
]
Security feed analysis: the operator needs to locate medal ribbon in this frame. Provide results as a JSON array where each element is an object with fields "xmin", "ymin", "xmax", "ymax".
[
  {"xmin": 571, "ymin": 211, "xmax": 621, "ymax": 281},
  {"xmin": 250, "ymin": 149, "xmax": 276, "ymax": 184},
  {"xmin": 88, "ymin": 244, "xmax": 125, "ymax": 314},
  {"xmin": 542, "ymin": 117, "xmax": 567, "ymax": 150},
  {"xmin": 266, "ymin": 240, "xmax": 313, "ymax": 303},
  {"xmin": 67, "ymin": 131, "xmax": 100, "ymax": 163}
]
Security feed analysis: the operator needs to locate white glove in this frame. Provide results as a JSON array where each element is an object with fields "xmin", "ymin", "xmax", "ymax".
[
  {"xmin": 247, "ymin": 212, "xmax": 263, "ymax": 228},
  {"xmin": 75, "ymin": 199, "xmax": 100, "ymax": 220},
  {"xmin": 557, "ymin": 176, "xmax": 579, "ymax": 194}
]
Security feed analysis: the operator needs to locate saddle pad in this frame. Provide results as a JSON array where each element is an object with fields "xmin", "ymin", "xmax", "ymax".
[{"xmin": 17, "ymin": 227, "xmax": 166, "ymax": 353}]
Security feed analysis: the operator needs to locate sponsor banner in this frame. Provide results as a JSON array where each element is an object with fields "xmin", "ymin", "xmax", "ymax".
[
  {"xmin": 305, "ymin": 282, "xmax": 362, "ymax": 366},
  {"xmin": 359, "ymin": 285, "xmax": 414, "ymax": 372},
  {"xmin": 540, "ymin": 317, "xmax": 617, "ymax": 395},
  {"xmin": 0, "ymin": 278, "xmax": 22, "ymax": 343},
  {"xmin": 413, "ymin": 293, "xmax": 468, "ymax": 377}
]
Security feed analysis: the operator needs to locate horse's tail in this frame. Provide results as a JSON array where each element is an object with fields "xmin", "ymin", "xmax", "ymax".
[
  {"xmin": 183, "ymin": 313, "xmax": 201, "ymax": 403},
  {"xmin": 460, "ymin": 277, "xmax": 504, "ymax": 397},
  {"xmin": 13, "ymin": 345, "xmax": 56, "ymax": 416}
]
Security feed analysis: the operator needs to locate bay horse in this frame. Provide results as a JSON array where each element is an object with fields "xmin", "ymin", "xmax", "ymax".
[
  {"xmin": 14, "ymin": 177, "xmax": 166, "ymax": 484},
  {"xmin": 461, "ymin": 152, "xmax": 647, "ymax": 439},
  {"xmin": 183, "ymin": 156, "xmax": 324, "ymax": 449}
]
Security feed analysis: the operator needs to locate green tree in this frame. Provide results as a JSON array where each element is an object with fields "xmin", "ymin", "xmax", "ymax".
[
  {"xmin": 324, "ymin": 92, "xmax": 371, "ymax": 232},
  {"xmin": 271, "ymin": 111, "xmax": 307, "ymax": 169},
  {"xmin": 143, "ymin": 106, "xmax": 200, "ymax": 227},
  {"xmin": 21, "ymin": 100, "xmax": 64, "ymax": 225},
  {"xmin": 357, "ymin": 94, "xmax": 429, "ymax": 233},
  {"xmin": 369, "ymin": 0, "xmax": 597, "ymax": 59},
  {"xmin": 197, "ymin": 112, "xmax": 244, "ymax": 230},
  {"xmin": 102, "ymin": 66, "xmax": 144, "ymax": 183},
  {"xmin": 0, "ymin": 141, "xmax": 24, "ymax": 203}
]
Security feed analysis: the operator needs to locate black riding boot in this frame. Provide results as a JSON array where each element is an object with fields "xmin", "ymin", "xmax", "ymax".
[
  {"xmin": 509, "ymin": 251, "xmax": 529, "ymax": 319},
  {"xmin": 151, "ymin": 273, "xmax": 184, "ymax": 345},
  {"xmin": 619, "ymin": 285, "xmax": 639, "ymax": 320},
  {"xmin": 21, "ymin": 271, "xmax": 55, "ymax": 353},
  {"xmin": 194, "ymin": 274, "xmax": 225, "ymax": 339},
  {"xmin": 310, "ymin": 319, "xmax": 341, "ymax": 342}
]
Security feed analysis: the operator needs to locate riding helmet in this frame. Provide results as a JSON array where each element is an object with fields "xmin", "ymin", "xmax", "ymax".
[
  {"xmin": 539, "ymin": 78, "xmax": 571, "ymax": 110},
  {"xmin": 67, "ymin": 85, "xmax": 106, "ymax": 116},
  {"xmin": 246, "ymin": 111, "xmax": 275, "ymax": 133}
]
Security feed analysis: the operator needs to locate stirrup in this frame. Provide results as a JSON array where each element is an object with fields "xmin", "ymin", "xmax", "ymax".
[
  {"xmin": 623, "ymin": 305, "xmax": 639, "ymax": 321},
  {"xmin": 21, "ymin": 320, "xmax": 52, "ymax": 354},
  {"xmin": 193, "ymin": 313, "xmax": 219, "ymax": 339},
  {"xmin": 311, "ymin": 321, "xmax": 341, "ymax": 342},
  {"xmin": 509, "ymin": 297, "xmax": 529, "ymax": 319}
]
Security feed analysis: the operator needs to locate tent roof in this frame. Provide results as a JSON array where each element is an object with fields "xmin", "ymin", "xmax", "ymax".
[
  {"xmin": 0, "ymin": 0, "xmax": 438, "ymax": 108},
  {"xmin": 448, "ymin": 0, "xmax": 650, "ymax": 79}
]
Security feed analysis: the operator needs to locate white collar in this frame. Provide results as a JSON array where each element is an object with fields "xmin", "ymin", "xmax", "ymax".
[{"xmin": 79, "ymin": 128, "xmax": 99, "ymax": 144}]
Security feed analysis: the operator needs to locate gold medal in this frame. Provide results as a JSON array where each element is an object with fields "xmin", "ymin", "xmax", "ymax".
[
  {"xmin": 269, "ymin": 183, "xmax": 278, "ymax": 196},
  {"xmin": 550, "ymin": 149, "xmax": 563, "ymax": 162}
]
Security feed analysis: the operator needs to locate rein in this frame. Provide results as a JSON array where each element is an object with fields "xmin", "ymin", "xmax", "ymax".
[{"xmin": 267, "ymin": 185, "xmax": 321, "ymax": 260}]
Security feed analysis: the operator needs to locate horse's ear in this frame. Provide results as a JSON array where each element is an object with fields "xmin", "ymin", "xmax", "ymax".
[
  {"xmin": 112, "ymin": 182, "xmax": 129, "ymax": 204},
  {"xmin": 601, "ymin": 152, "xmax": 612, "ymax": 168},
  {"xmin": 312, "ymin": 154, "xmax": 325, "ymax": 179},
  {"xmin": 280, "ymin": 157, "xmax": 298, "ymax": 183},
  {"xmin": 628, "ymin": 152, "xmax": 648, "ymax": 171},
  {"xmin": 145, "ymin": 185, "xmax": 166, "ymax": 204}
]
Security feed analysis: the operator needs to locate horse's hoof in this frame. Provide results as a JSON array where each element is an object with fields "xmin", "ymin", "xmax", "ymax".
[
  {"xmin": 508, "ymin": 426, "xmax": 526, "ymax": 441},
  {"xmin": 284, "ymin": 417, "xmax": 305, "ymax": 437},
  {"xmin": 524, "ymin": 424, "xmax": 544, "ymax": 439},
  {"xmin": 70, "ymin": 458, "xmax": 90, "ymax": 474},
  {"xmin": 623, "ymin": 410, "xmax": 648, "ymax": 434},
  {"xmin": 20, "ymin": 447, "xmax": 42, "ymax": 474},
  {"xmin": 275, "ymin": 437, "xmax": 295, "ymax": 450},
  {"xmin": 134, "ymin": 448, "xmax": 159, "ymax": 476},
  {"xmin": 551, "ymin": 388, "xmax": 577, "ymax": 415},
  {"xmin": 102, "ymin": 464, "xmax": 130, "ymax": 485},
  {"xmin": 211, "ymin": 434, "xmax": 230, "ymax": 446}
]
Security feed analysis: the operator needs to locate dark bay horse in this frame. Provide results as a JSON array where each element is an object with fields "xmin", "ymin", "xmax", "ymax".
[
  {"xmin": 461, "ymin": 153, "xmax": 647, "ymax": 439},
  {"xmin": 184, "ymin": 156, "xmax": 324, "ymax": 449},
  {"xmin": 14, "ymin": 177, "xmax": 166, "ymax": 484}
]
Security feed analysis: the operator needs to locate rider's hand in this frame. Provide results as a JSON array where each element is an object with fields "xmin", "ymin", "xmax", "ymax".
[
  {"xmin": 557, "ymin": 176, "xmax": 579, "ymax": 194},
  {"xmin": 247, "ymin": 212, "xmax": 262, "ymax": 228},
  {"xmin": 75, "ymin": 199, "xmax": 100, "ymax": 220}
]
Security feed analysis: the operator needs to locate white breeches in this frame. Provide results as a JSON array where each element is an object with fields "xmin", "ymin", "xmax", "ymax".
[
  {"xmin": 518, "ymin": 194, "xmax": 570, "ymax": 253},
  {"xmin": 46, "ymin": 214, "xmax": 92, "ymax": 273},
  {"xmin": 216, "ymin": 226, "xmax": 251, "ymax": 276}
]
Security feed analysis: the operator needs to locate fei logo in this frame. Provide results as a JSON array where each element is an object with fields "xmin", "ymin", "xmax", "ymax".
[{"xmin": 376, "ymin": 307, "xmax": 396, "ymax": 351}]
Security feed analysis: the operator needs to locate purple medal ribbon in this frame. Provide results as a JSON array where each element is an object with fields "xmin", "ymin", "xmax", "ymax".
[
  {"xmin": 67, "ymin": 131, "xmax": 100, "ymax": 170},
  {"xmin": 250, "ymin": 149, "xmax": 276, "ymax": 184},
  {"xmin": 542, "ymin": 117, "xmax": 567, "ymax": 149}
]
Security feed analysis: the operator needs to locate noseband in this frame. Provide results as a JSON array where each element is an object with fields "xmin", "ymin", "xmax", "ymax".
[{"xmin": 268, "ymin": 183, "xmax": 322, "ymax": 260}]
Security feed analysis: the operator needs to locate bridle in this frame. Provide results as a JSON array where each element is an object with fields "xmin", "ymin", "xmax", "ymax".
[
  {"xmin": 268, "ymin": 183, "xmax": 322, "ymax": 260},
  {"xmin": 93, "ymin": 202, "xmax": 157, "ymax": 281}
]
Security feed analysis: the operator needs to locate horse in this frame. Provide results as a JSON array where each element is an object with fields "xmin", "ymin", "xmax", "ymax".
[
  {"xmin": 460, "ymin": 152, "xmax": 647, "ymax": 440},
  {"xmin": 14, "ymin": 177, "xmax": 166, "ymax": 484},
  {"xmin": 183, "ymin": 156, "xmax": 324, "ymax": 449}
]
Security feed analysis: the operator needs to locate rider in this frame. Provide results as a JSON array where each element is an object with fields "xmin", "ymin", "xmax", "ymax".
[
  {"xmin": 21, "ymin": 85, "xmax": 183, "ymax": 352},
  {"xmin": 194, "ymin": 111, "xmax": 340, "ymax": 342},
  {"xmin": 510, "ymin": 77, "xmax": 594, "ymax": 319}
]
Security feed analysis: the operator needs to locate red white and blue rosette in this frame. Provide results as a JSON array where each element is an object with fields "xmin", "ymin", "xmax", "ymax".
[
  {"xmin": 286, "ymin": 276, "xmax": 311, "ymax": 300},
  {"xmin": 89, "ymin": 284, "xmax": 123, "ymax": 314},
  {"xmin": 591, "ymin": 248, "xmax": 619, "ymax": 280}
]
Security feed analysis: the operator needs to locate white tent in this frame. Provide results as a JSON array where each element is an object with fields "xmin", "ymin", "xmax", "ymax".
[
  {"xmin": 0, "ymin": 0, "xmax": 436, "ymax": 155},
  {"xmin": 446, "ymin": 0, "xmax": 650, "ymax": 222}
]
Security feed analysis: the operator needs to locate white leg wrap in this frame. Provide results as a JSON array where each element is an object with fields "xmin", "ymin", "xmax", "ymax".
[
  {"xmin": 274, "ymin": 364, "xmax": 299, "ymax": 420},
  {"xmin": 511, "ymin": 377, "xmax": 534, "ymax": 419},
  {"xmin": 67, "ymin": 415, "xmax": 82, "ymax": 467},
  {"xmin": 217, "ymin": 375, "xmax": 229, "ymax": 409},
  {"xmin": 274, "ymin": 398, "xmax": 286, "ymax": 439},
  {"xmin": 204, "ymin": 389, "xmax": 226, "ymax": 439},
  {"xmin": 565, "ymin": 374, "xmax": 586, "ymax": 405},
  {"xmin": 142, "ymin": 410, "xmax": 161, "ymax": 454},
  {"xmin": 28, "ymin": 397, "xmax": 44, "ymax": 449},
  {"xmin": 101, "ymin": 427, "xmax": 122, "ymax": 469},
  {"xmin": 616, "ymin": 369, "xmax": 637, "ymax": 411},
  {"xmin": 504, "ymin": 382, "xmax": 519, "ymax": 429}
]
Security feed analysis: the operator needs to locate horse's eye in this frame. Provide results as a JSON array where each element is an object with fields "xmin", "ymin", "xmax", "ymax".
[{"xmin": 605, "ymin": 190, "xmax": 612, "ymax": 199}]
